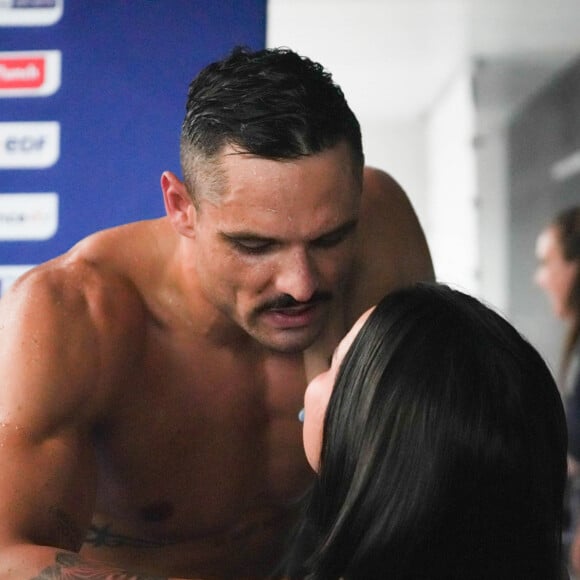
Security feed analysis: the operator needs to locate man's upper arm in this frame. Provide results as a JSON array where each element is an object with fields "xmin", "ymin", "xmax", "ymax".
[{"xmin": 0, "ymin": 266, "xmax": 108, "ymax": 555}]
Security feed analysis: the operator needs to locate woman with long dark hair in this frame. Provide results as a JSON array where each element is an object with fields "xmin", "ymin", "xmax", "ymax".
[
  {"xmin": 300, "ymin": 283, "xmax": 567, "ymax": 579},
  {"xmin": 536, "ymin": 206, "xmax": 580, "ymax": 576}
]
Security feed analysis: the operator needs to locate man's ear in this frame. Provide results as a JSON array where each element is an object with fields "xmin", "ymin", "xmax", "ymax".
[{"xmin": 161, "ymin": 171, "xmax": 196, "ymax": 237}]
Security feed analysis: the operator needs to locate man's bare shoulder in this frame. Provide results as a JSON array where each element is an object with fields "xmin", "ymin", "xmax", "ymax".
[
  {"xmin": 70, "ymin": 217, "xmax": 170, "ymax": 269},
  {"xmin": 4, "ymin": 252, "xmax": 144, "ymax": 328},
  {"xmin": 347, "ymin": 167, "xmax": 435, "ymax": 322},
  {"xmin": 0, "ymin": 224, "xmax": 157, "ymax": 413},
  {"xmin": 362, "ymin": 165, "xmax": 406, "ymax": 204},
  {"xmin": 360, "ymin": 166, "xmax": 430, "ymax": 246},
  {"xmin": 3, "ymin": 219, "xmax": 163, "ymax": 320}
]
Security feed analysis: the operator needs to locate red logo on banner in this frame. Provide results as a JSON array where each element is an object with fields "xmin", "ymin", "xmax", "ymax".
[{"xmin": 0, "ymin": 57, "xmax": 45, "ymax": 90}]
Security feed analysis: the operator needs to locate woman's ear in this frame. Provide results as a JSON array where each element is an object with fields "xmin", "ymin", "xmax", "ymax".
[{"xmin": 161, "ymin": 171, "xmax": 196, "ymax": 238}]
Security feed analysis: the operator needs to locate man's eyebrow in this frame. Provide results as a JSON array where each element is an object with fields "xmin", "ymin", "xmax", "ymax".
[
  {"xmin": 219, "ymin": 231, "xmax": 274, "ymax": 242},
  {"xmin": 220, "ymin": 219, "xmax": 358, "ymax": 244}
]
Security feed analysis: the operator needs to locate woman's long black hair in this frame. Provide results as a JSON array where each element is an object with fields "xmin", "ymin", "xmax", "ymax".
[{"xmin": 304, "ymin": 283, "xmax": 567, "ymax": 579}]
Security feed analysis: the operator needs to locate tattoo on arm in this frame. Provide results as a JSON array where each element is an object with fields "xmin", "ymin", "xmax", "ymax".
[{"xmin": 32, "ymin": 552, "xmax": 166, "ymax": 580}]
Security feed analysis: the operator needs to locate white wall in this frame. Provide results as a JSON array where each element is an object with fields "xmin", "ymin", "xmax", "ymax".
[
  {"xmin": 474, "ymin": 117, "xmax": 510, "ymax": 314},
  {"xmin": 424, "ymin": 69, "xmax": 479, "ymax": 295}
]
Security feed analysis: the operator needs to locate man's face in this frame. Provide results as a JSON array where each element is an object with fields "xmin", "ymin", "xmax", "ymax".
[{"xmin": 190, "ymin": 142, "xmax": 361, "ymax": 353}]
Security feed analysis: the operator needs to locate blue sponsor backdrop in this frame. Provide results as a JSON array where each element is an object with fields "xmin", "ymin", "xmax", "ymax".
[{"xmin": 0, "ymin": 0, "xmax": 266, "ymax": 264}]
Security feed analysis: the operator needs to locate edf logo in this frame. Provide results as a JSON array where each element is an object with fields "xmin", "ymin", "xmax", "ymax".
[
  {"xmin": 0, "ymin": 121, "xmax": 60, "ymax": 168},
  {"xmin": 6, "ymin": 135, "xmax": 46, "ymax": 151}
]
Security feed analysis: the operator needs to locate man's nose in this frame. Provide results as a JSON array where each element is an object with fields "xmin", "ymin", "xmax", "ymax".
[{"xmin": 274, "ymin": 248, "xmax": 318, "ymax": 303}]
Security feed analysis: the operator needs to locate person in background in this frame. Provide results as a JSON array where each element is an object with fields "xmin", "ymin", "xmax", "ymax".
[
  {"xmin": 301, "ymin": 282, "xmax": 567, "ymax": 579},
  {"xmin": 536, "ymin": 206, "xmax": 580, "ymax": 577},
  {"xmin": 0, "ymin": 46, "xmax": 434, "ymax": 579}
]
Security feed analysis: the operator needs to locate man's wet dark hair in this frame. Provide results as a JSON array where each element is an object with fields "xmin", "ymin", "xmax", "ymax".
[{"xmin": 179, "ymin": 46, "xmax": 364, "ymax": 201}]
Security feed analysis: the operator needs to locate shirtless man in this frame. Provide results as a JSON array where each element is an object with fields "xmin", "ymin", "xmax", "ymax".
[{"xmin": 0, "ymin": 47, "xmax": 434, "ymax": 579}]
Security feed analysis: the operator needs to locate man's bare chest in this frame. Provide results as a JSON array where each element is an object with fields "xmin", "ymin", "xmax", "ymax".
[{"xmin": 93, "ymin": 330, "xmax": 314, "ymax": 535}]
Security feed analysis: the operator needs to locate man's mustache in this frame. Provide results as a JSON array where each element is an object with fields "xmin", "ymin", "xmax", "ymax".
[{"xmin": 256, "ymin": 292, "xmax": 332, "ymax": 313}]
